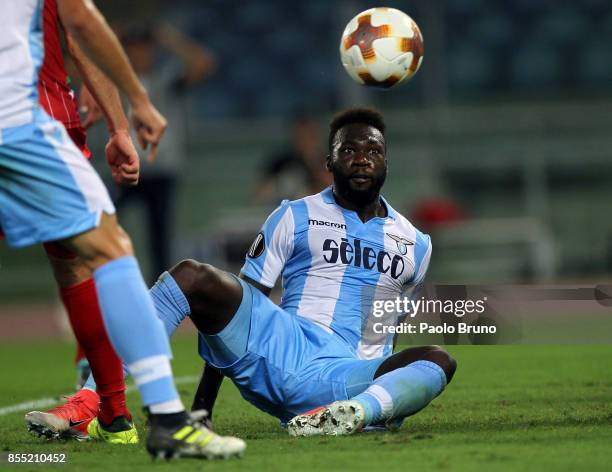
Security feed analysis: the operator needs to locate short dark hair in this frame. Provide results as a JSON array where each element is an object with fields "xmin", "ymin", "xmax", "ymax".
[{"xmin": 328, "ymin": 107, "xmax": 386, "ymax": 152}]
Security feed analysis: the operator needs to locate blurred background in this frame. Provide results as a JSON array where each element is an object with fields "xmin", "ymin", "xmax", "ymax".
[{"xmin": 2, "ymin": 0, "xmax": 612, "ymax": 338}]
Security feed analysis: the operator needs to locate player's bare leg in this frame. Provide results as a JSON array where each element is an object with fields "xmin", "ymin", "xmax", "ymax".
[
  {"xmin": 47, "ymin": 247, "xmax": 92, "ymax": 388},
  {"xmin": 62, "ymin": 212, "xmax": 133, "ymax": 270},
  {"xmin": 168, "ymin": 259, "xmax": 243, "ymax": 335}
]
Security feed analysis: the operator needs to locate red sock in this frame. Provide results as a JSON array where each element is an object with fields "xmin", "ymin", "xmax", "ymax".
[
  {"xmin": 60, "ymin": 278, "xmax": 130, "ymax": 425},
  {"xmin": 75, "ymin": 343, "xmax": 85, "ymax": 364}
]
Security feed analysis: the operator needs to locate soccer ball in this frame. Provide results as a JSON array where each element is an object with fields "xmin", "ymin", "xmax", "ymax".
[{"xmin": 339, "ymin": 7, "xmax": 424, "ymax": 88}]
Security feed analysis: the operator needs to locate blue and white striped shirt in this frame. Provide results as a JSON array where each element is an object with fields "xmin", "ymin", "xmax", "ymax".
[
  {"xmin": 241, "ymin": 187, "xmax": 432, "ymax": 360},
  {"xmin": 0, "ymin": 1, "xmax": 44, "ymax": 132}
]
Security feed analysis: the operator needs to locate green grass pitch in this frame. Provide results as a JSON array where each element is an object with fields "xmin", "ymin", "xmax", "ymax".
[{"xmin": 1, "ymin": 338, "xmax": 611, "ymax": 471}]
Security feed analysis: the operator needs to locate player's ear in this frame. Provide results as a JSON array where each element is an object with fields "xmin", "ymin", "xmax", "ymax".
[{"xmin": 325, "ymin": 154, "xmax": 332, "ymax": 171}]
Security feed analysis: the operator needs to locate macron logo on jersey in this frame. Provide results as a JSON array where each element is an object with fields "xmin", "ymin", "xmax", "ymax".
[{"xmin": 308, "ymin": 218, "xmax": 347, "ymax": 230}]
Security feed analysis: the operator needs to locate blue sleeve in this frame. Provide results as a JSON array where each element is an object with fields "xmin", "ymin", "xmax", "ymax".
[{"xmin": 240, "ymin": 200, "xmax": 295, "ymax": 288}]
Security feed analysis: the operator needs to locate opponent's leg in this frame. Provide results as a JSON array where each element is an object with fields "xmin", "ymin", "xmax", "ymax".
[
  {"xmin": 68, "ymin": 269, "xmax": 194, "ymax": 442},
  {"xmin": 63, "ymin": 213, "xmax": 182, "ymax": 413},
  {"xmin": 25, "ymin": 245, "xmax": 130, "ymax": 442},
  {"xmin": 79, "ymin": 263, "xmax": 231, "ymax": 426},
  {"xmin": 63, "ymin": 216, "xmax": 245, "ymax": 458},
  {"xmin": 45, "ymin": 246, "xmax": 130, "ymax": 427},
  {"xmin": 27, "ymin": 245, "xmax": 204, "ymax": 443},
  {"xmin": 48, "ymin": 243, "xmax": 90, "ymax": 389},
  {"xmin": 77, "ymin": 267, "xmax": 198, "ymax": 395},
  {"xmin": 64, "ymin": 259, "xmax": 223, "ymax": 402}
]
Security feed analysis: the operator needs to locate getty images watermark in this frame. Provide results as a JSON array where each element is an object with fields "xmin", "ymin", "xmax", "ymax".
[
  {"xmin": 360, "ymin": 284, "xmax": 612, "ymax": 345},
  {"xmin": 371, "ymin": 295, "xmax": 492, "ymax": 335}
]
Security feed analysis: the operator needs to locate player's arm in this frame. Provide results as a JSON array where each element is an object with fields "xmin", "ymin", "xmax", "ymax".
[
  {"xmin": 190, "ymin": 363, "xmax": 222, "ymax": 428},
  {"xmin": 155, "ymin": 23, "xmax": 215, "ymax": 87},
  {"xmin": 64, "ymin": 32, "xmax": 139, "ymax": 185},
  {"xmin": 64, "ymin": 32, "xmax": 127, "ymax": 133},
  {"xmin": 239, "ymin": 200, "xmax": 295, "ymax": 292},
  {"xmin": 56, "ymin": 0, "xmax": 166, "ymax": 160}
]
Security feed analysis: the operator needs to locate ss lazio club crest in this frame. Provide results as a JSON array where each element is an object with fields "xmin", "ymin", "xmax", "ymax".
[{"xmin": 386, "ymin": 233, "xmax": 414, "ymax": 255}]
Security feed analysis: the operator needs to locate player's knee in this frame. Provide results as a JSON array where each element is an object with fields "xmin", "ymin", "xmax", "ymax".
[
  {"xmin": 103, "ymin": 223, "xmax": 133, "ymax": 258},
  {"xmin": 169, "ymin": 259, "xmax": 222, "ymax": 301},
  {"xmin": 67, "ymin": 214, "xmax": 134, "ymax": 269},
  {"xmin": 92, "ymin": 224, "xmax": 133, "ymax": 264},
  {"xmin": 423, "ymin": 346, "xmax": 457, "ymax": 384}
]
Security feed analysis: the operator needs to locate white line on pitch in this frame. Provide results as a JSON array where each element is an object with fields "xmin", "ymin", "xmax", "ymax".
[{"xmin": 0, "ymin": 376, "xmax": 199, "ymax": 417}]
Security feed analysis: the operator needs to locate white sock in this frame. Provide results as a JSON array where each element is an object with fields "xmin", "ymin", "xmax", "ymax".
[{"xmin": 149, "ymin": 398, "xmax": 185, "ymax": 414}]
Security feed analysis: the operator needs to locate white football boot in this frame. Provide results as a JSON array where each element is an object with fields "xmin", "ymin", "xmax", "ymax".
[{"xmin": 287, "ymin": 400, "xmax": 366, "ymax": 437}]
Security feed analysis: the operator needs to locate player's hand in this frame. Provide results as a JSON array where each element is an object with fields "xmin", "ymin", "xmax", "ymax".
[
  {"xmin": 79, "ymin": 85, "xmax": 103, "ymax": 128},
  {"xmin": 129, "ymin": 97, "xmax": 167, "ymax": 163},
  {"xmin": 105, "ymin": 130, "xmax": 140, "ymax": 186}
]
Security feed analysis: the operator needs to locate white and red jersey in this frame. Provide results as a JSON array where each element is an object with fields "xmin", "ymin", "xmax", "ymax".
[
  {"xmin": 38, "ymin": 0, "xmax": 82, "ymax": 130},
  {"xmin": 0, "ymin": 0, "xmax": 89, "ymax": 156},
  {"xmin": 39, "ymin": 0, "xmax": 90, "ymax": 157}
]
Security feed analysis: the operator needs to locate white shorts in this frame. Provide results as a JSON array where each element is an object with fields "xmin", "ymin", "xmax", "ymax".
[{"xmin": 0, "ymin": 110, "xmax": 114, "ymax": 248}]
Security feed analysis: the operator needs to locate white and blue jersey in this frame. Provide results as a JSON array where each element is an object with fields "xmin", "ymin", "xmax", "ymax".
[
  {"xmin": 197, "ymin": 187, "xmax": 431, "ymax": 422},
  {"xmin": 241, "ymin": 186, "xmax": 431, "ymax": 359},
  {"xmin": 0, "ymin": 1, "xmax": 44, "ymax": 130},
  {"xmin": 0, "ymin": 1, "xmax": 114, "ymax": 248}
]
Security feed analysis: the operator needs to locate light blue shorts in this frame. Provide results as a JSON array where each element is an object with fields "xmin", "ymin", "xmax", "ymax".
[
  {"xmin": 0, "ymin": 111, "xmax": 114, "ymax": 248},
  {"xmin": 198, "ymin": 279, "xmax": 388, "ymax": 423}
]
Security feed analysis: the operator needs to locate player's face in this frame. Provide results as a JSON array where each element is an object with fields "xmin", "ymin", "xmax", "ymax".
[{"xmin": 328, "ymin": 123, "xmax": 387, "ymax": 205}]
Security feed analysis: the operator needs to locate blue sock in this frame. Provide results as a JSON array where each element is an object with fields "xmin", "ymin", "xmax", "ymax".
[
  {"xmin": 149, "ymin": 271, "xmax": 191, "ymax": 337},
  {"xmin": 82, "ymin": 371, "xmax": 97, "ymax": 392},
  {"xmin": 352, "ymin": 360, "xmax": 447, "ymax": 425},
  {"xmin": 93, "ymin": 256, "xmax": 181, "ymax": 407},
  {"xmin": 82, "ymin": 366, "xmax": 129, "ymax": 393},
  {"xmin": 82, "ymin": 270, "xmax": 191, "ymax": 394}
]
